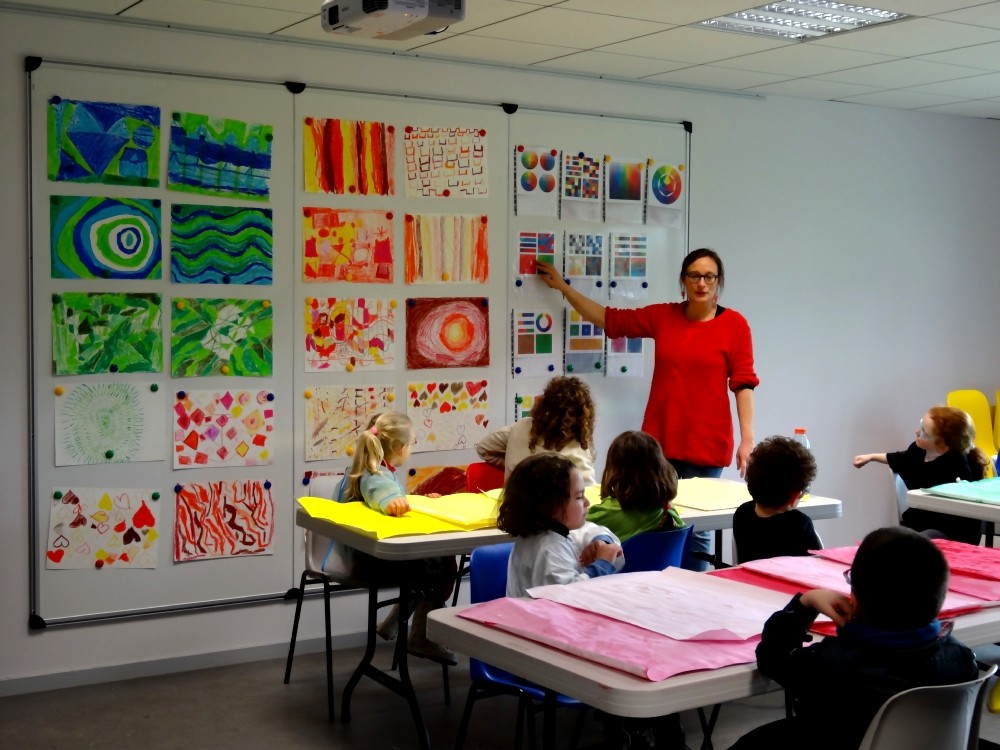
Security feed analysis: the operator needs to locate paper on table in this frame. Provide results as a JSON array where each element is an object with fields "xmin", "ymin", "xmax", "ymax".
[
  {"xmin": 483, "ymin": 484, "xmax": 604, "ymax": 505},
  {"xmin": 297, "ymin": 496, "xmax": 466, "ymax": 538},
  {"xmin": 672, "ymin": 478, "xmax": 751, "ymax": 511},
  {"xmin": 405, "ymin": 492, "xmax": 499, "ymax": 530},
  {"xmin": 459, "ymin": 597, "xmax": 761, "ymax": 681},
  {"xmin": 926, "ymin": 477, "xmax": 1000, "ymax": 505},
  {"xmin": 527, "ymin": 567, "xmax": 789, "ymax": 640}
]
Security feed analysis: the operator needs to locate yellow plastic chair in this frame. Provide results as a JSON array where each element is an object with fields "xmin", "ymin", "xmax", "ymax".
[{"xmin": 946, "ymin": 390, "xmax": 997, "ymax": 478}]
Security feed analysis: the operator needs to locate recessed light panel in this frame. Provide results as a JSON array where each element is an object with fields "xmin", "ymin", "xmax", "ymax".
[{"xmin": 699, "ymin": 1, "xmax": 906, "ymax": 40}]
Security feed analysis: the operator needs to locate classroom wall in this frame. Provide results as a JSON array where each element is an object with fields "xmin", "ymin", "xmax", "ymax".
[{"xmin": 3, "ymin": 8, "xmax": 1000, "ymax": 692}]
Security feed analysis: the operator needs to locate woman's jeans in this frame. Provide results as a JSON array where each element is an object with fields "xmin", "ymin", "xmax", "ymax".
[{"xmin": 668, "ymin": 459, "xmax": 723, "ymax": 572}]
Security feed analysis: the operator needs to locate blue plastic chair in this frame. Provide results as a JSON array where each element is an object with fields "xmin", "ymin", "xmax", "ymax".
[
  {"xmin": 453, "ymin": 543, "xmax": 587, "ymax": 750},
  {"xmin": 619, "ymin": 524, "xmax": 694, "ymax": 573}
]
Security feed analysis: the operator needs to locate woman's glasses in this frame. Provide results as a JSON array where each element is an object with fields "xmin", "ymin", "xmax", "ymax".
[{"xmin": 684, "ymin": 272, "xmax": 719, "ymax": 284}]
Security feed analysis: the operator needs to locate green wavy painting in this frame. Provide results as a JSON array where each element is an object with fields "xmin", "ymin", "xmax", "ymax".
[
  {"xmin": 171, "ymin": 298, "xmax": 272, "ymax": 377},
  {"xmin": 52, "ymin": 292, "xmax": 163, "ymax": 375}
]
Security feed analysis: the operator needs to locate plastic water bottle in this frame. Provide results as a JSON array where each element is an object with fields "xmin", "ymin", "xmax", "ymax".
[{"xmin": 793, "ymin": 427, "xmax": 811, "ymax": 450}]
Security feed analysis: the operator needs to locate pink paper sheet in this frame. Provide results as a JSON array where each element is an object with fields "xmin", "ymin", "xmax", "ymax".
[{"xmin": 458, "ymin": 597, "xmax": 760, "ymax": 681}]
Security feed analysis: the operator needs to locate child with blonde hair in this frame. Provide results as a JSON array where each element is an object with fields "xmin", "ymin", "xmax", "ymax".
[{"xmin": 322, "ymin": 412, "xmax": 456, "ymax": 663}]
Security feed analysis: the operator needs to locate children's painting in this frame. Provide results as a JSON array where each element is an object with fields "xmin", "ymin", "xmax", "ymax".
[
  {"xmin": 305, "ymin": 296, "xmax": 395, "ymax": 371},
  {"xmin": 647, "ymin": 161, "xmax": 685, "ymax": 227},
  {"xmin": 514, "ymin": 145, "xmax": 559, "ymax": 217},
  {"xmin": 609, "ymin": 232, "xmax": 649, "ymax": 300},
  {"xmin": 565, "ymin": 309, "xmax": 605, "ymax": 376},
  {"xmin": 512, "ymin": 308, "xmax": 563, "ymax": 378},
  {"xmin": 46, "ymin": 487, "xmax": 161, "ymax": 569},
  {"xmin": 55, "ymin": 382, "xmax": 165, "ymax": 466},
  {"xmin": 171, "ymin": 298, "xmax": 273, "ymax": 377},
  {"xmin": 305, "ymin": 384, "xmax": 395, "ymax": 461},
  {"xmin": 168, "ymin": 111, "xmax": 272, "ymax": 200},
  {"xmin": 403, "ymin": 126, "xmax": 488, "ymax": 198},
  {"xmin": 405, "ymin": 297, "xmax": 489, "ymax": 369},
  {"xmin": 170, "ymin": 204, "xmax": 273, "ymax": 285},
  {"xmin": 407, "ymin": 379, "xmax": 490, "ymax": 452},
  {"xmin": 303, "ymin": 116, "xmax": 395, "ymax": 196},
  {"xmin": 50, "ymin": 195, "xmax": 162, "ymax": 280},
  {"xmin": 52, "ymin": 292, "xmax": 163, "ymax": 375},
  {"xmin": 607, "ymin": 336, "xmax": 644, "ymax": 377},
  {"xmin": 514, "ymin": 392, "xmax": 536, "ymax": 421},
  {"xmin": 564, "ymin": 232, "xmax": 606, "ymax": 298},
  {"xmin": 303, "ymin": 207, "xmax": 393, "ymax": 283},
  {"xmin": 562, "ymin": 150, "xmax": 602, "ymax": 222},
  {"xmin": 513, "ymin": 231, "xmax": 556, "ymax": 295},
  {"xmin": 174, "ymin": 480, "xmax": 274, "ymax": 562},
  {"xmin": 173, "ymin": 389, "xmax": 274, "ymax": 468},
  {"xmin": 605, "ymin": 157, "xmax": 646, "ymax": 224},
  {"xmin": 47, "ymin": 97, "xmax": 160, "ymax": 187},
  {"xmin": 404, "ymin": 214, "xmax": 488, "ymax": 284}
]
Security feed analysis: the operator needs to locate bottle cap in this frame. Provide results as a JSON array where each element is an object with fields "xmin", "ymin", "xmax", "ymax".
[{"xmin": 794, "ymin": 427, "xmax": 807, "ymax": 434}]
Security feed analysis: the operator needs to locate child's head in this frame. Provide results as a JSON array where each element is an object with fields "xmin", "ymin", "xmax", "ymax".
[
  {"xmin": 745, "ymin": 435, "xmax": 817, "ymax": 510},
  {"xmin": 849, "ymin": 526, "xmax": 949, "ymax": 630},
  {"xmin": 600, "ymin": 430, "xmax": 678, "ymax": 512},
  {"xmin": 345, "ymin": 412, "xmax": 413, "ymax": 499},
  {"xmin": 528, "ymin": 376, "xmax": 596, "ymax": 453},
  {"xmin": 920, "ymin": 406, "xmax": 975, "ymax": 454},
  {"xmin": 497, "ymin": 453, "xmax": 584, "ymax": 536}
]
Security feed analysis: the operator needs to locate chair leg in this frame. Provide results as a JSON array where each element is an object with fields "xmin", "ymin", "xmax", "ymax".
[
  {"xmin": 283, "ymin": 570, "xmax": 310, "ymax": 684},
  {"xmin": 441, "ymin": 662, "xmax": 451, "ymax": 705},
  {"xmin": 452, "ymin": 553, "xmax": 470, "ymax": 606},
  {"xmin": 323, "ymin": 579, "xmax": 335, "ymax": 722},
  {"xmin": 567, "ymin": 707, "xmax": 588, "ymax": 750}
]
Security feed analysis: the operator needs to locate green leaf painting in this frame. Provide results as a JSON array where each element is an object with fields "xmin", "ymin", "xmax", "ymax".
[
  {"xmin": 52, "ymin": 292, "xmax": 163, "ymax": 375},
  {"xmin": 171, "ymin": 298, "xmax": 273, "ymax": 377}
]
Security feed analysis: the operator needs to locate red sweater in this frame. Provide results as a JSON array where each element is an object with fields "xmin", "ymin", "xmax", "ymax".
[{"xmin": 604, "ymin": 303, "xmax": 758, "ymax": 468}]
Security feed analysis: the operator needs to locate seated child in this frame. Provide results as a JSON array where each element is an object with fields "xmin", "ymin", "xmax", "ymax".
[
  {"xmin": 854, "ymin": 405, "xmax": 989, "ymax": 543},
  {"xmin": 728, "ymin": 526, "xmax": 979, "ymax": 750},
  {"xmin": 322, "ymin": 411, "xmax": 457, "ymax": 663},
  {"xmin": 497, "ymin": 452, "xmax": 624, "ymax": 597},
  {"xmin": 733, "ymin": 435, "xmax": 820, "ymax": 563},
  {"xmin": 587, "ymin": 430, "xmax": 684, "ymax": 542},
  {"xmin": 476, "ymin": 375, "xmax": 597, "ymax": 486}
]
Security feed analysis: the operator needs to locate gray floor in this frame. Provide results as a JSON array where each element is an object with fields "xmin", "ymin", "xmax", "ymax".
[{"xmin": 2, "ymin": 642, "xmax": 999, "ymax": 750}]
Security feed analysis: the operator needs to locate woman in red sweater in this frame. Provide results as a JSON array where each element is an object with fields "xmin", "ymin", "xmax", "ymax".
[{"xmin": 536, "ymin": 248, "xmax": 759, "ymax": 570}]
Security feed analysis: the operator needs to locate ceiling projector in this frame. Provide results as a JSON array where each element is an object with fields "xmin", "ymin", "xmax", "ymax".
[{"xmin": 321, "ymin": 0, "xmax": 465, "ymax": 40}]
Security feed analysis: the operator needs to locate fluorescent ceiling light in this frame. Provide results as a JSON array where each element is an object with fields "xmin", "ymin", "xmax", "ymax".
[{"xmin": 699, "ymin": 1, "xmax": 906, "ymax": 40}]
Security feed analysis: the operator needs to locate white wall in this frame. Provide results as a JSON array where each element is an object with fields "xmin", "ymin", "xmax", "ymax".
[{"xmin": 3, "ymin": 8, "xmax": 1000, "ymax": 691}]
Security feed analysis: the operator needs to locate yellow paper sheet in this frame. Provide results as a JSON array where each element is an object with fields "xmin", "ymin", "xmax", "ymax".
[
  {"xmin": 297, "ymin": 497, "xmax": 467, "ymax": 538},
  {"xmin": 483, "ymin": 485, "xmax": 603, "ymax": 505},
  {"xmin": 406, "ymin": 493, "xmax": 500, "ymax": 530},
  {"xmin": 673, "ymin": 478, "xmax": 752, "ymax": 511}
]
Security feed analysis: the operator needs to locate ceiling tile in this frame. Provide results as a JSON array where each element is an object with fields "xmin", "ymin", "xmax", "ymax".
[
  {"xmin": 552, "ymin": 0, "xmax": 758, "ymax": 25},
  {"xmin": 934, "ymin": 1, "xmax": 1000, "ymax": 29},
  {"xmin": 643, "ymin": 64, "xmax": 791, "ymax": 90},
  {"xmin": 467, "ymin": 7, "xmax": 669, "ymax": 49},
  {"xmin": 532, "ymin": 51, "xmax": 689, "ymax": 78},
  {"xmin": 917, "ymin": 40, "xmax": 1000, "ymax": 71},
  {"xmin": 444, "ymin": 0, "xmax": 546, "ymax": 33},
  {"xmin": 746, "ymin": 78, "xmax": 884, "ymax": 100},
  {"xmin": 213, "ymin": 0, "xmax": 318, "ymax": 12},
  {"xmin": 817, "ymin": 58, "xmax": 990, "ymax": 88},
  {"xmin": 916, "ymin": 98, "xmax": 1000, "ymax": 116},
  {"xmin": 406, "ymin": 34, "xmax": 579, "ymax": 66},
  {"xmin": 599, "ymin": 26, "xmax": 792, "ymax": 64},
  {"xmin": 813, "ymin": 17, "xmax": 1000, "ymax": 57},
  {"xmin": 122, "ymin": 0, "xmax": 310, "ymax": 34},
  {"xmin": 906, "ymin": 70, "xmax": 1000, "ymax": 97},
  {"xmin": 880, "ymin": 0, "xmax": 998, "ymax": 15},
  {"xmin": 837, "ymin": 89, "xmax": 966, "ymax": 109},
  {"xmin": 13, "ymin": 0, "xmax": 135, "ymax": 11},
  {"xmin": 713, "ymin": 43, "xmax": 895, "ymax": 77}
]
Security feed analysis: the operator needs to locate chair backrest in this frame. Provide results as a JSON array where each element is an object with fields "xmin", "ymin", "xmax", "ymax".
[
  {"xmin": 619, "ymin": 525, "xmax": 693, "ymax": 574},
  {"xmin": 946, "ymin": 389, "xmax": 998, "ymax": 478},
  {"xmin": 995, "ymin": 388, "xmax": 1000, "ymax": 460},
  {"xmin": 301, "ymin": 474, "xmax": 354, "ymax": 580},
  {"xmin": 469, "ymin": 542, "xmax": 514, "ymax": 604},
  {"xmin": 466, "ymin": 462, "xmax": 506, "ymax": 493},
  {"xmin": 892, "ymin": 471, "xmax": 908, "ymax": 524},
  {"xmin": 856, "ymin": 662, "xmax": 997, "ymax": 750}
]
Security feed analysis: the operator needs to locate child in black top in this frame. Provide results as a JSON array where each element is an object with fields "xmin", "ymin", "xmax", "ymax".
[
  {"xmin": 732, "ymin": 436, "xmax": 820, "ymax": 563},
  {"xmin": 728, "ymin": 526, "xmax": 978, "ymax": 750}
]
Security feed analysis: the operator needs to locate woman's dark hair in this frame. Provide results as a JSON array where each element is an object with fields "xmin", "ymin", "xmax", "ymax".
[
  {"xmin": 600, "ymin": 431, "xmax": 678, "ymax": 516},
  {"xmin": 745, "ymin": 436, "xmax": 817, "ymax": 509},
  {"xmin": 679, "ymin": 248, "xmax": 725, "ymax": 293},
  {"xmin": 528, "ymin": 376, "xmax": 596, "ymax": 453},
  {"xmin": 497, "ymin": 453, "xmax": 575, "ymax": 537},
  {"xmin": 851, "ymin": 526, "xmax": 949, "ymax": 630}
]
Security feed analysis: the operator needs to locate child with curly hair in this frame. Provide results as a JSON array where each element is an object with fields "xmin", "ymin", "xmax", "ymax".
[
  {"xmin": 475, "ymin": 375, "xmax": 597, "ymax": 485},
  {"xmin": 587, "ymin": 430, "xmax": 683, "ymax": 542},
  {"xmin": 498, "ymin": 452, "xmax": 623, "ymax": 597},
  {"xmin": 732, "ymin": 435, "xmax": 821, "ymax": 563},
  {"xmin": 854, "ymin": 405, "xmax": 990, "ymax": 543}
]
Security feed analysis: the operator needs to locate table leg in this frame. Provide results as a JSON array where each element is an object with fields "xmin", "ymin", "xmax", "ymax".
[
  {"xmin": 542, "ymin": 689, "xmax": 557, "ymax": 750},
  {"xmin": 698, "ymin": 703, "xmax": 721, "ymax": 750},
  {"xmin": 340, "ymin": 577, "xmax": 380, "ymax": 723}
]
